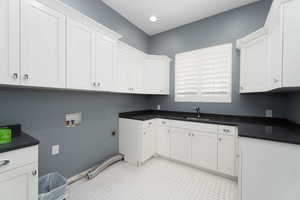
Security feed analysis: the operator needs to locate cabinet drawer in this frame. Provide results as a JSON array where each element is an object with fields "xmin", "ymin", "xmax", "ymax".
[
  {"xmin": 171, "ymin": 120, "xmax": 218, "ymax": 133},
  {"xmin": 219, "ymin": 125, "xmax": 237, "ymax": 136},
  {"xmin": 0, "ymin": 145, "xmax": 38, "ymax": 174},
  {"xmin": 157, "ymin": 119, "xmax": 171, "ymax": 127}
]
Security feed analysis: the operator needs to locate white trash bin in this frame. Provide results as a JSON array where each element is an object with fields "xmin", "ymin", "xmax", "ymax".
[{"xmin": 38, "ymin": 172, "xmax": 68, "ymax": 200}]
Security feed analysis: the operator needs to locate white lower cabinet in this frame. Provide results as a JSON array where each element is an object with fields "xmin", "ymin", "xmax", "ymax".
[
  {"xmin": 119, "ymin": 118, "xmax": 237, "ymax": 177},
  {"xmin": 119, "ymin": 118, "xmax": 156, "ymax": 165},
  {"xmin": 218, "ymin": 135, "xmax": 236, "ymax": 176},
  {"xmin": 240, "ymin": 137, "xmax": 300, "ymax": 200},
  {"xmin": 157, "ymin": 126, "xmax": 171, "ymax": 157},
  {"xmin": 170, "ymin": 128, "xmax": 191, "ymax": 163},
  {"xmin": 141, "ymin": 122, "xmax": 156, "ymax": 163},
  {"xmin": 191, "ymin": 132, "xmax": 218, "ymax": 171},
  {"xmin": 0, "ymin": 146, "xmax": 38, "ymax": 200}
]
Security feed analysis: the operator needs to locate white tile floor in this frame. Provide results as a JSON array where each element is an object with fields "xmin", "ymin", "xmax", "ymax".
[{"xmin": 68, "ymin": 157, "xmax": 238, "ymax": 200}]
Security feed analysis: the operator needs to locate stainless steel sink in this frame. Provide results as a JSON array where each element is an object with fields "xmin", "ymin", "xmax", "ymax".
[{"xmin": 184, "ymin": 117, "xmax": 211, "ymax": 121}]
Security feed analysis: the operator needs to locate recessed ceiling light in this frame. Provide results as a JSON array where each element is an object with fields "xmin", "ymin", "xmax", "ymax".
[{"xmin": 149, "ymin": 15, "xmax": 157, "ymax": 22}]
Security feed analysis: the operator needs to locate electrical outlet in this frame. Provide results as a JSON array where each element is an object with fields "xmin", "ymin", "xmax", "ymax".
[
  {"xmin": 52, "ymin": 145, "xmax": 60, "ymax": 155},
  {"xmin": 265, "ymin": 109, "xmax": 273, "ymax": 117},
  {"xmin": 157, "ymin": 105, "xmax": 161, "ymax": 110}
]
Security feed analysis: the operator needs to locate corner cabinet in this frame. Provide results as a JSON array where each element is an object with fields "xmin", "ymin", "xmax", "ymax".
[
  {"xmin": 238, "ymin": 0, "xmax": 300, "ymax": 93},
  {"xmin": 0, "ymin": 146, "xmax": 38, "ymax": 200},
  {"xmin": 0, "ymin": 0, "xmax": 170, "ymax": 95}
]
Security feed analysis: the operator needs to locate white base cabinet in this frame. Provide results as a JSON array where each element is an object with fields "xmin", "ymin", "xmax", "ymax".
[
  {"xmin": 0, "ymin": 146, "xmax": 38, "ymax": 200},
  {"xmin": 119, "ymin": 118, "xmax": 156, "ymax": 165},
  {"xmin": 119, "ymin": 118, "xmax": 238, "ymax": 177},
  {"xmin": 239, "ymin": 137, "xmax": 300, "ymax": 200},
  {"xmin": 170, "ymin": 128, "xmax": 191, "ymax": 163}
]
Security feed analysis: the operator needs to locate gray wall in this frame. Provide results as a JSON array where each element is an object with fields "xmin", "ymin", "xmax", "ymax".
[
  {"xmin": 147, "ymin": 0, "xmax": 289, "ymax": 118},
  {"xmin": 0, "ymin": 0, "xmax": 150, "ymax": 178}
]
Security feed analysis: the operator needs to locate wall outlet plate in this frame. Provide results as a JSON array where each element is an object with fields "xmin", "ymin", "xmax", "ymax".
[
  {"xmin": 52, "ymin": 145, "xmax": 60, "ymax": 155},
  {"xmin": 265, "ymin": 109, "xmax": 273, "ymax": 117},
  {"xmin": 157, "ymin": 105, "xmax": 161, "ymax": 110}
]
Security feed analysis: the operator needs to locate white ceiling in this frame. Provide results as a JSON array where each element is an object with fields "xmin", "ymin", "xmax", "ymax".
[{"xmin": 102, "ymin": 0, "xmax": 259, "ymax": 35}]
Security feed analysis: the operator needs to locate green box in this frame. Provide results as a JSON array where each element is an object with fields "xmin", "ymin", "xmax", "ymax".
[{"xmin": 0, "ymin": 128, "xmax": 12, "ymax": 144}]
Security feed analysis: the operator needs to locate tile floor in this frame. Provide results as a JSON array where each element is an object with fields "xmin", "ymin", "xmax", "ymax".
[{"xmin": 68, "ymin": 157, "xmax": 238, "ymax": 200}]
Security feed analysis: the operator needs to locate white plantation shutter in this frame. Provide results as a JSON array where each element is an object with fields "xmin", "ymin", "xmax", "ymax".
[{"xmin": 175, "ymin": 43, "xmax": 232, "ymax": 102}]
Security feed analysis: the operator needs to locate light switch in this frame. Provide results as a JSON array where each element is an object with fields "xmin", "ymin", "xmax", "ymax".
[{"xmin": 52, "ymin": 145, "xmax": 60, "ymax": 155}]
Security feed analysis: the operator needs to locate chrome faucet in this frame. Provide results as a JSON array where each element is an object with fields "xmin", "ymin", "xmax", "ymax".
[{"xmin": 194, "ymin": 106, "xmax": 201, "ymax": 118}]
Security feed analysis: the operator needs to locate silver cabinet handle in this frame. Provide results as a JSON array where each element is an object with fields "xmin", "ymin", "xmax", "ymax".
[
  {"xmin": 93, "ymin": 82, "xmax": 96, "ymax": 87},
  {"xmin": 23, "ymin": 74, "xmax": 29, "ymax": 80},
  {"xmin": 97, "ymin": 83, "xmax": 101, "ymax": 87},
  {"xmin": 12, "ymin": 73, "xmax": 18, "ymax": 80},
  {"xmin": 32, "ymin": 170, "xmax": 37, "ymax": 176},
  {"xmin": 0, "ymin": 160, "xmax": 10, "ymax": 167},
  {"xmin": 219, "ymin": 138, "xmax": 222, "ymax": 141},
  {"xmin": 223, "ymin": 129, "xmax": 230, "ymax": 133}
]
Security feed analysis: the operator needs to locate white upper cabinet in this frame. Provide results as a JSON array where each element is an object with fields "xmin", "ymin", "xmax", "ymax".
[
  {"xmin": 144, "ymin": 56, "xmax": 171, "ymax": 94},
  {"xmin": 239, "ymin": 30, "xmax": 269, "ymax": 93},
  {"xmin": 238, "ymin": 0, "xmax": 300, "ymax": 92},
  {"xmin": 282, "ymin": 0, "xmax": 300, "ymax": 87},
  {"xmin": 115, "ymin": 42, "xmax": 131, "ymax": 92},
  {"xmin": 268, "ymin": 7, "xmax": 283, "ymax": 90},
  {"xmin": 115, "ymin": 41, "xmax": 145, "ymax": 94},
  {"xmin": 66, "ymin": 19, "xmax": 94, "ymax": 90},
  {"xmin": 94, "ymin": 33, "xmax": 115, "ymax": 91},
  {"xmin": 21, "ymin": 0, "xmax": 66, "ymax": 88},
  {"xmin": 0, "ymin": 0, "xmax": 170, "ymax": 95},
  {"xmin": 0, "ymin": 0, "xmax": 20, "ymax": 85}
]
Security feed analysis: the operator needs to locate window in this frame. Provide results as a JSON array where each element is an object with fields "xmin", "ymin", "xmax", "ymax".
[{"xmin": 175, "ymin": 43, "xmax": 232, "ymax": 103}]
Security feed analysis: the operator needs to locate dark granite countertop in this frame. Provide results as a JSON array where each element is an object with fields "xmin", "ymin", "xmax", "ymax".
[
  {"xmin": 0, "ymin": 125, "xmax": 39, "ymax": 153},
  {"xmin": 119, "ymin": 110, "xmax": 300, "ymax": 145}
]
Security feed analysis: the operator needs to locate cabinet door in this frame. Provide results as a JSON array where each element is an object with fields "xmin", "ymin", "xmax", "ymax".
[
  {"xmin": 115, "ymin": 43, "xmax": 130, "ymax": 92},
  {"xmin": 240, "ymin": 36, "xmax": 269, "ymax": 93},
  {"xmin": 144, "ymin": 59, "xmax": 160, "ymax": 94},
  {"xmin": 0, "ymin": 163, "xmax": 38, "ymax": 200},
  {"xmin": 170, "ymin": 128, "xmax": 191, "ymax": 163},
  {"xmin": 94, "ymin": 33, "xmax": 114, "ymax": 91},
  {"xmin": 142, "ymin": 124, "xmax": 156, "ymax": 162},
  {"xmin": 129, "ymin": 51, "xmax": 144, "ymax": 93},
  {"xmin": 0, "ymin": 0, "xmax": 20, "ymax": 85},
  {"xmin": 21, "ymin": 0, "xmax": 65, "ymax": 88},
  {"xmin": 268, "ymin": 9, "xmax": 283, "ymax": 90},
  {"xmin": 191, "ymin": 132, "xmax": 218, "ymax": 171},
  {"xmin": 282, "ymin": 0, "xmax": 300, "ymax": 87},
  {"xmin": 67, "ymin": 19, "xmax": 95, "ymax": 90},
  {"xmin": 161, "ymin": 60, "xmax": 170, "ymax": 94},
  {"xmin": 157, "ymin": 127, "xmax": 171, "ymax": 157},
  {"xmin": 218, "ymin": 135, "xmax": 236, "ymax": 176}
]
